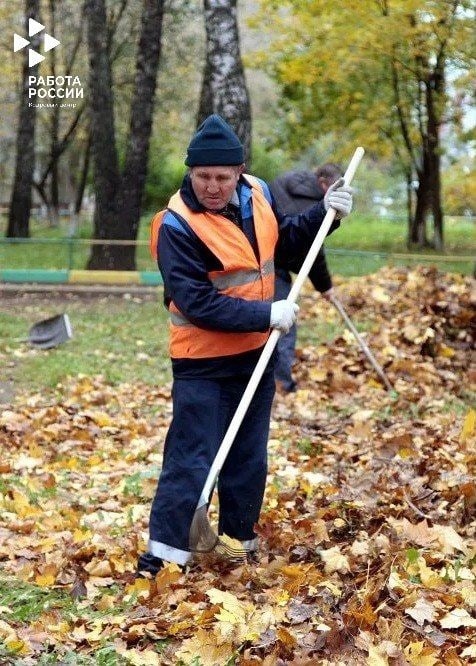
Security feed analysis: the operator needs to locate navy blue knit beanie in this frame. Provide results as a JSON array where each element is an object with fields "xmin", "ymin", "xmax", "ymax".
[{"xmin": 185, "ymin": 114, "xmax": 244, "ymax": 166}]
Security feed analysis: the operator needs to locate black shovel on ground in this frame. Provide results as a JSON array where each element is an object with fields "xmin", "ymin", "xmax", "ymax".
[{"xmin": 28, "ymin": 314, "xmax": 73, "ymax": 349}]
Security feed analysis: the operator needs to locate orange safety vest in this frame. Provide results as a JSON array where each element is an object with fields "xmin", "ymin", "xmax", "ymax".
[{"xmin": 150, "ymin": 175, "xmax": 278, "ymax": 359}]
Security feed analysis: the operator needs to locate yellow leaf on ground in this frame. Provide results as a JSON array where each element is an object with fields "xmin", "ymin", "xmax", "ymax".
[
  {"xmin": 371, "ymin": 286, "xmax": 390, "ymax": 303},
  {"xmin": 86, "ymin": 591, "xmax": 110, "ymax": 610},
  {"xmin": 5, "ymin": 638, "xmax": 31, "ymax": 656},
  {"xmin": 461, "ymin": 645, "xmax": 476, "ymax": 659},
  {"xmin": 35, "ymin": 564, "xmax": 58, "ymax": 587},
  {"xmin": 115, "ymin": 645, "xmax": 162, "ymax": 665},
  {"xmin": 154, "ymin": 562, "xmax": 183, "ymax": 591},
  {"xmin": 83, "ymin": 410, "xmax": 113, "ymax": 427},
  {"xmin": 438, "ymin": 343, "xmax": 456, "ymax": 358},
  {"xmin": 439, "ymin": 608, "xmax": 476, "ymax": 629},
  {"xmin": 273, "ymin": 589, "xmax": 290, "ymax": 606},
  {"xmin": 460, "ymin": 409, "xmax": 475, "ymax": 444},
  {"xmin": 84, "ymin": 559, "xmax": 112, "ymax": 577},
  {"xmin": 277, "ymin": 626, "xmax": 297, "ymax": 648},
  {"xmin": 35, "ymin": 572, "xmax": 56, "ymax": 587},
  {"xmin": 320, "ymin": 545, "xmax": 350, "ymax": 573},
  {"xmin": 417, "ymin": 557, "xmax": 444, "ymax": 589},
  {"xmin": 308, "ymin": 367, "xmax": 328, "ymax": 382},
  {"xmin": 404, "ymin": 641, "xmax": 438, "ymax": 666},
  {"xmin": 175, "ymin": 628, "xmax": 234, "ymax": 666},
  {"xmin": 125, "ymin": 577, "xmax": 150, "ymax": 599},
  {"xmin": 73, "ymin": 528, "xmax": 93, "ymax": 543},
  {"xmin": 367, "ymin": 644, "xmax": 389, "ymax": 665}
]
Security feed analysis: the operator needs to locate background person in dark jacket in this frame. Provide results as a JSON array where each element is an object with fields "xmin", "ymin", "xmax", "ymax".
[{"xmin": 269, "ymin": 163, "xmax": 342, "ymax": 392}]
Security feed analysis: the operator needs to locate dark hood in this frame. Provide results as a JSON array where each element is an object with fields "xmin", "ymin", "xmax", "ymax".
[
  {"xmin": 269, "ymin": 170, "xmax": 325, "ymax": 215},
  {"xmin": 282, "ymin": 170, "xmax": 323, "ymax": 199}
]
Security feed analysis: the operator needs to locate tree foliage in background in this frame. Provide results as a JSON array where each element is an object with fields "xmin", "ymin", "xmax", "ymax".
[
  {"xmin": 250, "ymin": 0, "xmax": 475, "ymax": 250},
  {"xmin": 33, "ymin": 0, "xmax": 87, "ymax": 227},
  {"xmin": 197, "ymin": 0, "xmax": 252, "ymax": 163},
  {"xmin": 0, "ymin": 2, "xmax": 22, "ymax": 207},
  {"xmin": 3, "ymin": 0, "xmax": 474, "ymax": 258}
]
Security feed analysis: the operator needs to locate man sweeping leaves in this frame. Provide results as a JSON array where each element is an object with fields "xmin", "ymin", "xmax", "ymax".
[{"xmin": 139, "ymin": 114, "xmax": 353, "ymax": 575}]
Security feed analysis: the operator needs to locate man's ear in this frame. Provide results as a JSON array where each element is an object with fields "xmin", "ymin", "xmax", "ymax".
[{"xmin": 237, "ymin": 163, "xmax": 245, "ymax": 176}]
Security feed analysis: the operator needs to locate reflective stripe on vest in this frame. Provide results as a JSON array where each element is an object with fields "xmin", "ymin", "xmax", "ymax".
[{"xmin": 152, "ymin": 175, "xmax": 279, "ymax": 359}]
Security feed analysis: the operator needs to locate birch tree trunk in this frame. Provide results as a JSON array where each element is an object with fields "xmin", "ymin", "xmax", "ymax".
[
  {"xmin": 409, "ymin": 57, "xmax": 445, "ymax": 250},
  {"xmin": 198, "ymin": 0, "xmax": 252, "ymax": 164}
]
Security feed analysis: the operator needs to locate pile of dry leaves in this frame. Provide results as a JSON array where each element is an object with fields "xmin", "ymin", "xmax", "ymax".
[{"xmin": 0, "ymin": 266, "xmax": 474, "ymax": 665}]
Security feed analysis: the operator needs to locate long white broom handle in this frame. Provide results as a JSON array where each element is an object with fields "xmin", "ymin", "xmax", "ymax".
[
  {"xmin": 197, "ymin": 147, "xmax": 365, "ymax": 507},
  {"xmin": 287, "ymin": 146, "xmax": 364, "ymax": 303}
]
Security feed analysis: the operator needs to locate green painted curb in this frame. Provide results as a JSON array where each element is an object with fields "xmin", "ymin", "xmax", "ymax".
[
  {"xmin": 1, "ymin": 269, "xmax": 69, "ymax": 283},
  {"xmin": 140, "ymin": 271, "xmax": 163, "ymax": 285},
  {"xmin": 1, "ymin": 269, "xmax": 163, "ymax": 285}
]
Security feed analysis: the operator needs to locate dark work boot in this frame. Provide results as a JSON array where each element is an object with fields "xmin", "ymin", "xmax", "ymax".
[
  {"xmin": 136, "ymin": 552, "xmax": 164, "ymax": 578},
  {"xmin": 246, "ymin": 550, "xmax": 260, "ymax": 564}
]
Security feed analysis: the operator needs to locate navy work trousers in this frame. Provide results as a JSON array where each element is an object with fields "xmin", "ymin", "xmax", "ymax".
[
  {"xmin": 148, "ymin": 371, "xmax": 275, "ymax": 564},
  {"xmin": 274, "ymin": 274, "xmax": 297, "ymax": 391}
]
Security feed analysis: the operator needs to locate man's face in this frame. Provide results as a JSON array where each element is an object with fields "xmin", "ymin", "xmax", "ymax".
[
  {"xmin": 318, "ymin": 177, "xmax": 333, "ymax": 195},
  {"xmin": 190, "ymin": 165, "xmax": 244, "ymax": 211},
  {"xmin": 318, "ymin": 175, "xmax": 341, "ymax": 195}
]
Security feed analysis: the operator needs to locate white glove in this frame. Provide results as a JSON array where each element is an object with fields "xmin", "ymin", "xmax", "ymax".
[
  {"xmin": 323, "ymin": 177, "xmax": 353, "ymax": 218},
  {"xmin": 270, "ymin": 300, "xmax": 300, "ymax": 333}
]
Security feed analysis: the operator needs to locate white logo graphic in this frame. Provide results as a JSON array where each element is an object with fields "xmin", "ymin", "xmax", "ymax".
[{"xmin": 13, "ymin": 18, "xmax": 60, "ymax": 68}]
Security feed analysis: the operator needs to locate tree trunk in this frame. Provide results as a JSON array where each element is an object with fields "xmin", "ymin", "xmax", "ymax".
[
  {"xmin": 405, "ymin": 170, "xmax": 413, "ymax": 233},
  {"xmin": 75, "ymin": 135, "xmax": 91, "ymax": 215},
  {"xmin": 426, "ymin": 68, "xmax": 444, "ymax": 251},
  {"xmin": 33, "ymin": 4, "xmax": 86, "ymax": 227},
  {"xmin": 114, "ymin": 0, "xmax": 165, "ymax": 268},
  {"xmin": 85, "ymin": 0, "xmax": 121, "ymax": 268},
  {"xmin": 411, "ymin": 162, "xmax": 430, "ymax": 247},
  {"xmin": 197, "ymin": 58, "xmax": 213, "ymax": 127},
  {"xmin": 409, "ymin": 59, "xmax": 445, "ymax": 250},
  {"xmin": 198, "ymin": 0, "xmax": 252, "ymax": 164},
  {"xmin": 7, "ymin": 0, "xmax": 41, "ymax": 238},
  {"xmin": 86, "ymin": 0, "xmax": 164, "ymax": 270},
  {"xmin": 48, "ymin": 0, "xmax": 60, "ymax": 227},
  {"xmin": 48, "ymin": 105, "xmax": 61, "ymax": 228}
]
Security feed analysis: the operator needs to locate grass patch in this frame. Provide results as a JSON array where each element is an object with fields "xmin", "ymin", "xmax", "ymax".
[
  {"xmin": 297, "ymin": 312, "xmax": 374, "ymax": 348},
  {"xmin": 0, "ymin": 576, "xmax": 73, "ymax": 623},
  {"xmin": 0, "ymin": 575, "xmax": 167, "ymax": 664},
  {"xmin": 1, "ymin": 213, "xmax": 474, "ymax": 275},
  {"xmin": 0, "ymin": 575, "xmax": 156, "ymax": 663},
  {"xmin": 0, "ymin": 214, "xmax": 155, "ymax": 271},
  {"xmin": 33, "ymin": 647, "xmax": 131, "ymax": 665},
  {"xmin": 0, "ymin": 293, "xmax": 171, "ymax": 393},
  {"xmin": 297, "ymin": 318, "xmax": 342, "ymax": 347},
  {"xmin": 1, "ymin": 290, "xmax": 346, "ymax": 396},
  {"xmin": 325, "ymin": 214, "xmax": 474, "ymax": 277},
  {"xmin": 326, "ymin": 214, "xmax": 473, "ymax": 254}
]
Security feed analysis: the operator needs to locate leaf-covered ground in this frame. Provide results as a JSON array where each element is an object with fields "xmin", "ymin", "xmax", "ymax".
[{"xmin": 0, "ymin": 266, "xmax": 474, "ymax": 666}]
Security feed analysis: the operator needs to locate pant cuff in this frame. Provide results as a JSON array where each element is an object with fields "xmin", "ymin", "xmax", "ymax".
[
  {"xmin": 148, "ymin": 539, "xmax": 192, "ymax": 566},
  {"xmin": 241, "ymin": 537, "xmax": 258, "ymax": 551}
]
